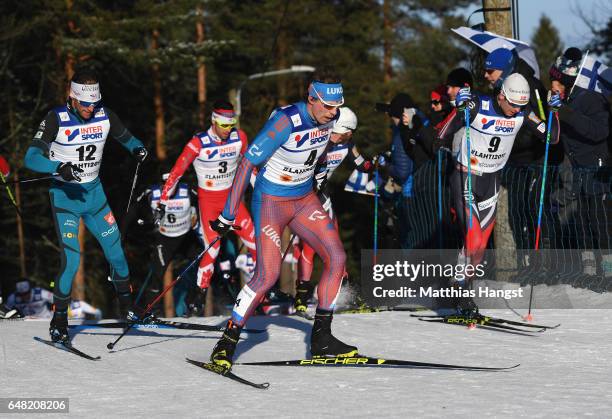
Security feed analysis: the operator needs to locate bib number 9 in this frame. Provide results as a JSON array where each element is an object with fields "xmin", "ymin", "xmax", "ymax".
[{"xmin": 488, "ymin": 136, "xmax": 501, "ymax": 153}]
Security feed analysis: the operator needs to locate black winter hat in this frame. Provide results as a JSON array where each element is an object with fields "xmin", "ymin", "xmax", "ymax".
[
  {"xmin": 375, "ymin": 93, "xmax": 416, "ymax": 118},
  {"xmin": 446, "ymin": 68, "xmax": 473, "ymax": 88},
  {"xmin": 549, "ymin": 47, "xmax": 582, "ymax": 88}
]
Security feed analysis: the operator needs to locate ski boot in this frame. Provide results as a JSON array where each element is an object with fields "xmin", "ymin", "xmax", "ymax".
[
  {"xmin": 294, "ymin": 281, "xmax": 314, "ymax": 315},
  {"xmin": 0, "ymin": 297, "xmax": 18, "ymax": 319},
  {"xmin": 49, "ymin": 310, "xmax": 69, "ymax": 344},
  {"xmin": 310, "ymin": 309, "xmax": 358, "ymax": 358},
  {"xmin": 210, "ymin": 320, "xmax": 242, "ymax": 370}
]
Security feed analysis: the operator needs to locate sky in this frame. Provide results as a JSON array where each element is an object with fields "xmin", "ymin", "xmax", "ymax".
[{"xmin": 517, "ymin": 0, "xmax": 609, "ymax": 48}]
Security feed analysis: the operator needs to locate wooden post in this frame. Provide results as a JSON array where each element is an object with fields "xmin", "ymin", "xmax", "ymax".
[
  {"xmin": 152, "ymin": 29, "xmax": 167, "ymax": 162},
  {"xmin": 196, "ymin": 5, "xmax": 207, "ymax": 130},
  {"xmin": 163, "ymin": 261, "xmax": 175, "ymax": 317}
]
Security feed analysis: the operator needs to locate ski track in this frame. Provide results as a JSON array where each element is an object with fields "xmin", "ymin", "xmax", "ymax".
[{"xmin": 0, "ymin": 310, "xmax": 611, "ymax": 418}]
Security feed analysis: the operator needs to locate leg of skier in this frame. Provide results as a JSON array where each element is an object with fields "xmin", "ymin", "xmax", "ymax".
[
  {"xmin": 48, "ymin": 188, "xmax": 82, "ymax": 344},
  {"xmin": 82, "ymin": 186, "xmax": 133, "ymax": 319},
  {"xmin": 195, "ymin": 192, "xmax": 224, "ymax": 289},
  {"xmin": 287, "ymin": 193, "xmax": 355, "ymax": 358}
]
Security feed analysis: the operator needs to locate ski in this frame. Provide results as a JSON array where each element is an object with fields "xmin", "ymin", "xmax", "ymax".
[
  {"xmin": 34, "ymin": 337, "xmax": 101, "ymax": 361},
  {"xmin": 411, "ymin": 313, "xmax": 559, "ymax": 330},
  {"xmin": 186, "ymin": 358, "xmax": 270, "ymax": 389},
  {"xmin": 293, "ymin": 311, "xmax": 314, "ymax": 320},
  {"xmin": 69, "ymin": 319, "xmax": 265, "ymax": 334},
  {"xmin": 337, "ymin": 306, "xmax": 426, "ymax": 315},
  {"xmin": 236, "ymin": 355, "xmax": 518, "ymax": 371},
  {"xmin": 417, "ymin": 317, "xmax": 544, "ymax": 334}
]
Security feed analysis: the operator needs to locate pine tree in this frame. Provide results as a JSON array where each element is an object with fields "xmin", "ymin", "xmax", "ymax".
[{"xmin": 531, "ymin": 15, "xmax": 563, "ymax": 88}]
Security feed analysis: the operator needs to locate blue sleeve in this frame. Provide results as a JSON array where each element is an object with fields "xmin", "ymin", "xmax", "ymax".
[
  {"xmin": 244, "ymin": 112, "xmax": 293, "ymax": 166},
  {"xmin": 120, "ymin": 136, "xmax": 144, "ymax": 154},
  {"xmin": 24, "ymin": 147, "xmax": 60, "ymax": 174}
]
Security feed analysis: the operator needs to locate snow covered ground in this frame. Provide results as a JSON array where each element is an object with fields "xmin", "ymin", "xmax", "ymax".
[{"xmin": 1, "ymin": 308, "xmax": 611, "ymax": 418}]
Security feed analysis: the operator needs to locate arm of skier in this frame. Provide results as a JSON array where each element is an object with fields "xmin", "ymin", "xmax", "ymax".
[
  {"xmin": 523, "ymin": 107, "xmax": 560, "ymax": 145},
  {"xmin": 24, "ymin": 111, "xmax": 62, "ymax": 174},
  {"xmin": 221, "ymin": 112, "xmax": 293, "ymax": 221},
  {"xmin": 160, "ymin": 138, "xmax": 201, "ymax": 201}
]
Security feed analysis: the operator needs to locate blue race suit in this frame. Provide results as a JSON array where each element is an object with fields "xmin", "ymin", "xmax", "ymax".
[{"xmin": 24, "ymin": 104, "xmax": 144, "ymax": 312}]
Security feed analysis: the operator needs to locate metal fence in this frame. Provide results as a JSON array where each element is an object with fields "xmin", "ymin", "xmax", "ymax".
[{"xmin": 396, "ymin": 152, "xmax": 612, "ymax": 292}]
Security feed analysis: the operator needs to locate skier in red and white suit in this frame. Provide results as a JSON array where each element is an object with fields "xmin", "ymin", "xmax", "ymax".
[{"xmin": 160, "ymin": 100, "xmax": 256, "ymax": 289}]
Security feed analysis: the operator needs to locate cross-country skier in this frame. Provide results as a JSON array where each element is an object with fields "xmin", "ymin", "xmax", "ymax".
[
  {"xmin": 5, "ymin": 279, "xmax": 53, "ymax": 318},
  {"xmin": 294, "ymin": 106, "xmax": 376, "ymax": 315},
  {"xmin": 123, "ymin": 173, "xmax": 199, "ymax": 310},
  {"xmin": 159, "ymin": 100, "xmax": 257, "ymax": 291},
  {"xmin": 208, "ymin": 68, "xmax": 357, "ymax": 369},
  {"xmin": 23, "ymin": 70, "xmax": 148, "ymax": 343},
  {"xmin": 436, "ymin": 73, "xmax": 560, "ymax": 315}
]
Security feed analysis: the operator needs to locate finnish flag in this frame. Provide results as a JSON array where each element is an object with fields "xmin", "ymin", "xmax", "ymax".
[
  {"xmin": 452, "ymin": 26, "xmax": 540, "ymax": 79},
  {"xmin": 344, "ymin": 169, "xmax": 376, "ymax": 195},
  {"xmin": 574, "ymin": 53, "xmax": 612, "ymax": 98}
]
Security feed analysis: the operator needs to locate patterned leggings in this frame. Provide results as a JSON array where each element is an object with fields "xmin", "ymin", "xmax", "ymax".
[{"xmin": 231, "ymin": 191, "xmax": 346, "ymax": 325}]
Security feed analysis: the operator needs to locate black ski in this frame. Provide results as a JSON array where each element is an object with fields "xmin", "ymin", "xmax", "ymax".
[
  {"xmin": 337, "ymin": 306, "xmax": 426, "ymax": 315},
  {"xmin": 417, "ymin": 317, "xmax": 544, "ymax": 334},
  {"xmin": 186, "ymin": 358, "xmax": 270, "ymax": 389},
  {"xmin": 236, "ymin": 355, "xmax": 518, "ymax": 371},
  {"xmin": 411, "ymin": 313, "xmax": 559, "ymax": 330},
  {"xmin": 293, "ymin": 311, "xmax": 314, "ymax": 320},
  {"xmin": 34, "ymin": 337, "xmax": 101, "ymax": 361},
  {"xmin": 69, "ymin": 320, "xmax": 265, "ymax": 334}
]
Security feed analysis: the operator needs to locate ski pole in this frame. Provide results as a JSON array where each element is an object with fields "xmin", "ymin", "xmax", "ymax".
[
  {"xmin": 0, "ymin": 174, "xmax": 55, "ymax": 185},
  {"xmin": 107, "ymin": 235, "xmax": 222, "ymax": 350},
  {"xmin": 282, "ymin": 233, "xmax": 297, "ymax": 263},
  {"xmin": 0, "ymin": 171, "xmax": 23, "ymax": 218},
  {"xmin": 464, "ymin": 106, "xmax": 473, "ymax": 230},
  {"xmin": 437, "ymin": 149, "xmax": 443, "ymax": 248},
  {"xmin": 526, "ymin": 109, "xmax": 555, "ymax": 322},
  {"xmin": 534, "ymin": 89, "xmax": 547, "ymax": 121},
  {"xmin": 126, "ymin": 161, "xmax": 141, "ymax": 216},
  {"xmin": 373, "ymin": 161, "xmax": 379, "ymax": 265}
]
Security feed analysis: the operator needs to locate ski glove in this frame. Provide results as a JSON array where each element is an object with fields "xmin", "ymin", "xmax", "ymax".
[
  {"xmin": 57, "ymin": 162, "xmax": 84, "ymax": 182},
  {"xmin": 133, "ymin": 147, "xmax": 148, "ymax": 163},
  {"xmin": 210, "ymin": 214, "xmax": 240, "ymax": 236},
  {"xmin": 373, "ymin": 153, "xmax": 387, "ymax": 167},
  {"xmin": 153, "ymin": 203, "xmax": 166, "ymax": 227},
  {"xmin": 547, "ymin": 91, "xmax": 563, "ymax": 112},
  {"xmin": 455, "ymin": 87, "xmax": 472, "ymax": 110}
]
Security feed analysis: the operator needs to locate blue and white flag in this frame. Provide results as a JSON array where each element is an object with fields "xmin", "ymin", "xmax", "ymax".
[
  {"xmin": 344, "ymin": 169, "xmax": 376, "ymax": 196},
  {"xmin": 452, "ymin": 26, "xmax": 540, "ymax": 79},
  {"xmin": 574, "ymin": 53, "xmax": 612, "ymax": 98}
]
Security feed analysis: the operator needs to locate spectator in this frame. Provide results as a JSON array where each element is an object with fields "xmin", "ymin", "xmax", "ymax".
[
  {"xmin": 548, "ymin": 47, "xmax": 612, "ymax": 287},
  {"xmin": 375, "ymin": 93, "xmax": 417, "ymax": 248},
  {"xmin": 6, "ymin": 278, "xmax": 53, "ymax": 319}
]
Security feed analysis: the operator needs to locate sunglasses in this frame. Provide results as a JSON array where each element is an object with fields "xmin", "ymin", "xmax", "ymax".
[
  {"xmin": 77, "ymin": 99, "xmax": 101, "ymax": 108},
  {"xmin": 215, "ymin": 122, "xmax": 236, "ymax": 129},
  {"xmin": 504, "ymin": 97, "xmax": 524, "ymax": 110},
  {"xmin": 485, "ymin": 69, "xmax": 498, "ymax": 75},
  {"xmin": 431, "ymin": 100, "xmax": 441, "ymax": 105}
]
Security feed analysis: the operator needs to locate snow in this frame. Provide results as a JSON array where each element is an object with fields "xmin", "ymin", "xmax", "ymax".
[{"xmin": 1, "ymin": 308, "xmax": 611, "ymax": 418}]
